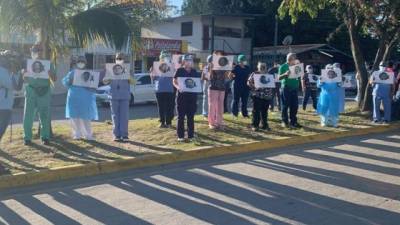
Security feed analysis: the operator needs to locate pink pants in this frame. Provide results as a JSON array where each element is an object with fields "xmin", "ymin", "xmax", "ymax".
[{"xmin": 208, "ymin": 89, "xmax": 225, "ymax": 127}]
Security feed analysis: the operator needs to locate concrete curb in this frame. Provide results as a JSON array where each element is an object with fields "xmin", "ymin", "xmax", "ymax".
[{"xmin": 1, "ymin": 123, "xmax": 399, "ymax": 190}]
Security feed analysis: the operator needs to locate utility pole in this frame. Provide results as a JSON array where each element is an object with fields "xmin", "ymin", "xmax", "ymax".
[{"xmin": 273, "ymin": 14, "xmax": 278, "ymax": 64}]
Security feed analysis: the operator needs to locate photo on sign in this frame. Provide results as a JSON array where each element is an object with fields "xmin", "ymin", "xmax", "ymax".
[
  {"xmin": 153, "ymin": 61, "xmax": 174, "ymax": 77},
  {"xmin": 73, "ymin": 70, "xmax": 100, "ymax": 89},
  {"xmin": 342, "ymin": 75, "xmax": 353, "ymax": 88},
  {"xmin": 289, "ymin": 63, "xmax": 304, "ymax": 79},
  {"xmin": 254, "ymin": 74, "xmax": 276, "ymax": 88},
  {"xmin": 172, "ymin": 54, "xmax": 183, "ymax": 69},
  {"xmin": 105, "ymin": 63, "xmax": 130, "ymax": 80},
  {"xmin": 308, "ymin": 74, "xmax": 319, "ymax": 83},
  {"xmin": 177, "ymin": 77, "xmax": 202, "ymax": 93},
  {"xmin": 372, "ymin": 70, "xmax": 394, "ymax": 84},
  {"xmin": 26, "ymin": 59, "xmax": 51, "ymax": 79},
  {"xmin": 321, "ymin": 69, "xmax": 342, "ymax": 83},
  {"xmin": 212, "ymin": 55, "xmax": 234, "ymax": 71}
]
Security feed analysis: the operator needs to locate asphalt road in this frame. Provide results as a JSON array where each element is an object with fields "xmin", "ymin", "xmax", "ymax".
[{"xmin": 1, "ymin": 131, "xmax": 399, "ymax": 225}]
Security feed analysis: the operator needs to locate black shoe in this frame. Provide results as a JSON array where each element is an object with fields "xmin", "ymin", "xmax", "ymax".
[
  {"xmin": 122, "ymin": 136, "xmax": 129, "ymax": 142},
  {"xmin": 159, "ymin": 123, "xmax": 167, "ymax": 128},
  {"xmin": 24, "ymin": 140, "xmax": 32, "ymax": 146},
  {"xmin": 291, "ymin": 123, "xmax": 302, "ymax": 128},
  {"xmin": 262, "ymin": 125, "xmax": 271, "ymax": 131},
  {"xmin": 42, "ymin": 139, "xmax": 50, "ymax": 145}
]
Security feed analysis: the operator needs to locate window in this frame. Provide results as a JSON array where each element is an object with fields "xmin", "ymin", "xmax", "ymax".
[
  {"xmin": 137, "ymin": 75, "xmax": 152, "ymax": 85},
  {"xmin": 214, "ymin": 27, "xmax": 242, "ymax": 38},
  {"xmin": 181, "ymin": 22, "xmax": 193, "ymax": 36}
]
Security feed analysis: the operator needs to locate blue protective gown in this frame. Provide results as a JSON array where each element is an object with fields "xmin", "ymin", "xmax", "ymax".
[
  {"xmin": 317, "ymin": 81, "xmax": 341, "ymax": 125},
  {"xmin": 372, "ymin": 83, "xmax": 392, "ymax": 122},
  {"xmin": 62, "ymin": 70, "xmax": 98, "ymax": 121}
]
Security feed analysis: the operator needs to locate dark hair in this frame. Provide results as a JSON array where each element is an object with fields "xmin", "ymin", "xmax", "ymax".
[{"xmin": 387, "ymin": 61, "xmax": 394, "ymax": 68}]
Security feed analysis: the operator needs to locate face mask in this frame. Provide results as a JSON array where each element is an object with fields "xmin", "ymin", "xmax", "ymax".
[
  {"xmin": 241, "ymin": 61, "xmax": 247, "ymax": 65},
  {"xmin": 31, "ymin": 52, "xmax": 39, "ymax": 60},
  {"xmin": 116, "ymin": 59, "xmax": 124, "ymax": 65},
  {"xmin": 76, "ymin": 62, "xmax": 86, "ymax": 69},
  {"xmin": 379, "ymin": 66, "xmax": 385, "ymax": 71}
]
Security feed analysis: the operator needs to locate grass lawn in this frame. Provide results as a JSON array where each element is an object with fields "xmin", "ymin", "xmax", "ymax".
[{"xmin": 0, "ymin": 102, "xmax": 375, "ymax": 175}]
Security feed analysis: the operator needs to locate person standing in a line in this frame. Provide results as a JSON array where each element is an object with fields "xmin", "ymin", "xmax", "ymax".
[
  {"xmin": 278, "ymin": 53, "xmax": 301, "ymax": 129},
  {"xmin": 62, "ymin": 56, "xmax": 98, "ymax": 140},
  {"xmin": 248, "ymin": 62, "xmax": 274, "ymax": 131},
  {"xmin": 151, "ymin": 51, "xmax": 176, "ymax": 128},
  {"xmin": 302, "ymin": 65, "xmax": 318, "ymax": 111},
  {"xmin": 22, "ymin": 44, "xmax": 57, "ymax": 145},
  {"xmin": 0, "ymin": 52, "xmax": 22, "ymax": 142},
  {"xmin": 231, "ymin": 54, "xmax": 251, "ymax": 118},
  {"xmin": 173, "ymin": 55, "xmax": 200, "ymax": 142},
  {"xmin": 103, "ymin": 53, "xmax": 133, "ymax": 142},
  {"xmin": 201, "ymin": 55, "xmax": 212, "ymax": 118}
]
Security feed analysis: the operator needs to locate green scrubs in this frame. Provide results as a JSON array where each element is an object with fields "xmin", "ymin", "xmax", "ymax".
[{"xmin": 23, "ymin": 65, "xmax": 54, "ymax": 141}]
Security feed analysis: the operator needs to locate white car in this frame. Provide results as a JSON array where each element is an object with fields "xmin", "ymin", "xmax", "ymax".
[{"xmin": 96, "ymin": 73, "xmax": 157, "ymax": 107}]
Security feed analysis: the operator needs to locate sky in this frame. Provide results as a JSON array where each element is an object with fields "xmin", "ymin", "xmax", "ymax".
[{"xmin": 170, "ymin": 0, "xmax": 183, "ymax": 9}]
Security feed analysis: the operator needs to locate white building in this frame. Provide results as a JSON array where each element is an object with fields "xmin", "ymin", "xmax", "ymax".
[{"xmin": 142, "ymin": 14, "xmax": 253, "ymax": 62}]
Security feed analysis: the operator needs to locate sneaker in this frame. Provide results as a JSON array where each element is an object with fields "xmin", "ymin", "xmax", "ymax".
[
  {"xmin": 122, "ymin": 136, "xmax": 129, "ymax": 141},
  {"xmin": 261, "ymin": 125, "xmax": 271, "ymax": 131},
  {"xmin": 371, "ymin": 120, "xmax": 381, "ymax": 125},
  {"xmin": 292, "ymin": 123, "xmax": 302, "ymax": 128},
  {"xmin": 177, "ymin": 138, "xmax": 185, "ymax": 142},
  {"xmin": 188, "ymin": 138, "xmax": 194, "ymax": 142},
  {"xmin": 42, "ymin": 139, "xmax": 50, "ymax": 145},
  {"xmin": 252, "ymin": 127, "xmax": 260, "ymax": 132},
  {"xmin": 209, "ymin": 125, "xmax": 217, "ymax": 130},
  {"xmin": 24, "ymin": 140, "xmax": 32, "ymax": 146},
  {"xmin": 159, "ymin": 123, "xmax": 167, "ymax": 128},
  {"xmin": 281, "ymin": 122, "xmax": 289, "ymax": 128},
  {"xmin": 114, "ymin": 137, "xmax": 121, "ymax": 142},
  {"xmin": 166, "ymin": 124, "xmax": 173, "ymax": 129},
  {"xmin": 382, "ymin": 120, "xmax": 389, "ymax": 125}
]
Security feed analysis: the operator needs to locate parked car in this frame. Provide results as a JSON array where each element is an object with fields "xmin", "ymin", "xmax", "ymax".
[{"xmin": 96, "ymin": 73, "xmax": 156, "ymax": 107}]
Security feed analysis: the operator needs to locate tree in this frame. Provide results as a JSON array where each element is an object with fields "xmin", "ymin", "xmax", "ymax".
[
  {"xmin": 278, "ymin": 0, "xmax": 400, "ymax": 111},
  {"xmin": 0, "ymin": 0, "xmax": 166, "ymax": 60}
]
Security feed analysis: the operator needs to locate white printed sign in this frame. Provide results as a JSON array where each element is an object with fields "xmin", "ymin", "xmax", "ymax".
[
  {"xmin": 105, "ymin": 63, "xmax": 130, "ymax": 80},
  {"xmin": 73, "ymin": 70, "xmax": 100, "ymax": 89},
  {"xmin": 177, "ymin": 77, "xmax": 202, "ymax": 93},
  {"xmin": 254, "ymin": 74, "xmax": 276, "ymax": 88},
  {"xmin": 212, "ymin": 55, "xmax": 234, "ymax": 71},
  {"xmin": 342, "ymin": 75, "xmax": 353, "ymax": 88},
  {"xmin": 26, "ymin": 59, "xmax": 50, "ymax": 79},
  {"xmin": 321, "ymin": 69, "xmax": 342, "ymax": 83},
  {"xmin": 172, "ymin": 54, "xmax": 183, "ymax": 69},
  {"xmin": 372, "ymin": 70, "xmax": 394, "ymax": 84},
  {"xmin": 308, "ymin": 74, "xmax": 319, "ymax": 83},
  {"xmin": 153, "ymin": 61, "xmax": 174, "ymax": 77},
  {"xmin": 289, "ymin": 63, "xmax": 304, "ymax": 79}
]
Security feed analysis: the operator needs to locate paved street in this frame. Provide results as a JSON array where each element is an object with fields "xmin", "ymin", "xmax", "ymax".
[{"xmin": 1, "ymin": 131, "xmax": 399, "ymax": 225}]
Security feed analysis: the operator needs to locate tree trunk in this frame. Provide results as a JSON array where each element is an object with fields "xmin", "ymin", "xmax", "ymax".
[{"xmin": 345, "ymin": 13, "xmax": 369, "ymax": 111}]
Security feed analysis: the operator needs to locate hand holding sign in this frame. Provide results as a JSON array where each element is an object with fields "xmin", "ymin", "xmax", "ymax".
[
  {"xmin": 177, "ymin": 77, "xmax": 202, "ymax": 93},
  {"xmin": 212, "ymin": 55, "xmax": 234, "ymax": 71},
  {"xmin": 26, "ymin": 59, "xmax": 50, "ymax": 79},
  {"xmin": 73, "ymin": 70, "xmax": 100, "ymax": 89},
  {"xmin": 254, "ymin": 74, "xmax": 276, "ymax": 89},
  {"xmin": 289, "ymin": 63, "xmax": 304, "ymax": 79},
  {"xmin": 372, "ymin": 70, "xmax": 394, "ymax": 84},
  {"xmin": 321, "ymin": 69, "xmax": 342, "ymax": 83},
  {"xmin": 153, "ymin": 61, "xmax": 174, "ymax": 77},
  {"xmin": 105, "ymin": 63, "xmax": 130, "ymax": 80}
]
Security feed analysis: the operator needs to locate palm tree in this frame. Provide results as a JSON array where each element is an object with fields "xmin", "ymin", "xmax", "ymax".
[{"xmin": 0, "ymin": 0, "xmax": 159, "ymax": 59}]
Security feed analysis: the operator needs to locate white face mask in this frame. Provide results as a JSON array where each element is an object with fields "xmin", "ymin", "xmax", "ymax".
[
  {"xmin": 31, "ymin": 52, "xmax": 39, "ymax": 60},
  {"xmin": 162, "ymin": 57, "xmax": 171, "ymax": 63},
  {"xmin": 116, "ymin": 59, "xmax": 124, "ymax": 65},
  {"xmin": 76, "ymin": 62, "xmax": 86, "ymax": 69}
]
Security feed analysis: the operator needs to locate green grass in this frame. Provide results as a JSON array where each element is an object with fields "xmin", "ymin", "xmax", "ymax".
[{"xmin": 0, "ymin": 102, "xmax": 375, "ymax": 175}]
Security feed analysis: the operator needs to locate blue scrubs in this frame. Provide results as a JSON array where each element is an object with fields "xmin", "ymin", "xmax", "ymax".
[
  {"xmin": 231, "ymin": 65, "xmax": 251, "ymax": 117},
  {"xmin": 62, "ymin": 70, "xmax": 98, "ymax": 121},
  {"xmin": 317, "ymin": 81, "xmax": 340, "ymax": 126},
  {"xmin": 109, "ymin": 79, "xmax": 131, "ymax": 138},
  {"xmin": 372, "ymin": 83, "xmax": 392, "ymax": 122}
]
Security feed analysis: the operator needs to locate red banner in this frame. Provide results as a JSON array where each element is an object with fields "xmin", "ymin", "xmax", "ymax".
[{"xmin": 141, "ymin": 38, "xmax": 182, "ymax": 57}]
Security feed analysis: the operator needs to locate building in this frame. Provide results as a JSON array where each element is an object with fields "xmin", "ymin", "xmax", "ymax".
[
  {"xmin": 141, "ymin": 14, "xmax": 253, "ymax": 68},
  {"xmin": 254, "ymin": 44, "xmax": 354, "ymax": 73}
]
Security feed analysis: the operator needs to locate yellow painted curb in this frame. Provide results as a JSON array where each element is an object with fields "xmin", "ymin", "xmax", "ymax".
[{"xmin": 0, "ymin": 123, "xmax": 399, "ymax": 191}]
